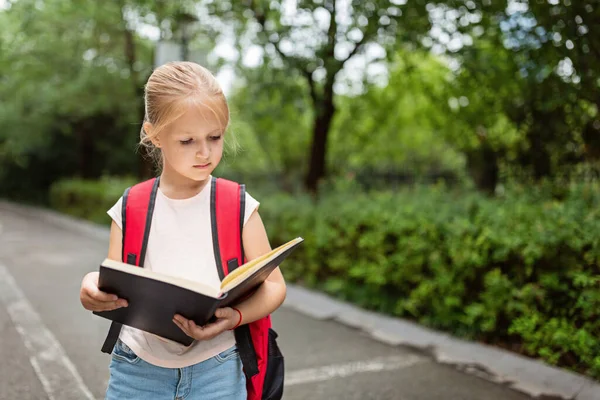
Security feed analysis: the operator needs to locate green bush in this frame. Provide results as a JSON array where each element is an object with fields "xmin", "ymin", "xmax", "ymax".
[
  {"xmin": 259, "ymin": 182, "xmax": 600, "ymax": 379},
  {"xmin": 49, "ymin": 176, "xmax": 136, "ymax": 225},
  {"xmin": 47, "ymin": 176, "xmax": 600, "ymax": 379}
]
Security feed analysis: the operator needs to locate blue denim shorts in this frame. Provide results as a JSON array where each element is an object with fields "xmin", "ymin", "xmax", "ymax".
[{"xmin": 105, "ymin": 339, "xmax": 246, "ymax": 400}]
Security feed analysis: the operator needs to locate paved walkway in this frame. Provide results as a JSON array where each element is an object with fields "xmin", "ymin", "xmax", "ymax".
[{"xmin": 0, "ymin": 203, "xmax": 535, "ymax": 400}]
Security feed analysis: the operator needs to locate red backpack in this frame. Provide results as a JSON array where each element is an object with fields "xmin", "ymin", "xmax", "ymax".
[{"xmin": 100, "ymin": 176, "xmax": 285, "ymax": 400}]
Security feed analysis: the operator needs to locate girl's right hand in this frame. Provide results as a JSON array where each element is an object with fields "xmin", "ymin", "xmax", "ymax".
[{"xmin": 80, "ymin": 271, "xmax": 128, "ymax": 312}]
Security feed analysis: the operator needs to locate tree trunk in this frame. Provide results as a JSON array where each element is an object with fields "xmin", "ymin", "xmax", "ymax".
[
  {"xmin": 582, "ymin": 103, "xmax": 600, "ymax": 161},
  {"xmin": 304, "ymin": 83, "xmax": 335, "ymax": 194},
  {"xmin": 529, "ymin": 131, "xmax": 552, "ymax": 180},
  {"xmin": 466, "ymin": 145, "xmax": 499, "ymax": 195}
]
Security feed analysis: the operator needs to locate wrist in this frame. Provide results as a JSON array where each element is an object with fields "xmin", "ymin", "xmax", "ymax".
[{"xmin": 229, "ymin": 307, "xmax": 242, "ymax": 330}]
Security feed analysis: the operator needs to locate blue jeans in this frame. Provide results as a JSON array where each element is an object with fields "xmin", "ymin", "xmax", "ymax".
[{"xmin": 105, "ymin": 339, "xmax": 246, "ymax": 400}]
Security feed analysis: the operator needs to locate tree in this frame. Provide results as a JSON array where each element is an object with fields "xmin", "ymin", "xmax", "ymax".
[
  {"xmin": 445, "ymin": 1, "xmax": 600, "ymax": 182},
  {"xmin": 206, "ymin": 0, "xmax": 432, "ymax": 193},
  {"xmin": 227, "ymin": 66, "xmax": 312, "ymax": 192},
  {"xmin": 0, "ymin": 0, "xmax": 211, "ymax": 199},
  {"xmin": 504, "ymin": 0, "xmax": 600, "ymax": 175},
  {"xmin": 0, "ymin": 0, "xmax": 162, "ymax": 199}
]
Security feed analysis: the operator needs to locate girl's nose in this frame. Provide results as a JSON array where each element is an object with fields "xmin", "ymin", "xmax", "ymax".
[{"xmin": 196, "ymin": 142, "xmax": 210, "ymax": 158}]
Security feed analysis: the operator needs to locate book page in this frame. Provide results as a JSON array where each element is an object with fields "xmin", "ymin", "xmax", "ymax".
[{"xmin": 219, "ymin": 237, "xmax": 303, "ymax": 293}]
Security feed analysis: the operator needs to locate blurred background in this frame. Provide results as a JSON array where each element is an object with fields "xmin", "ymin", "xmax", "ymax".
[{"xmin": 0, "ymin": 0, "xmax": 599, "ymax": 382}]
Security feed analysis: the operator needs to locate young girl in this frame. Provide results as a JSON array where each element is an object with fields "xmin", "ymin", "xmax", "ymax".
[{"xmin": 79, "ymin": 61, "xmax": 287, "ymax": 400}]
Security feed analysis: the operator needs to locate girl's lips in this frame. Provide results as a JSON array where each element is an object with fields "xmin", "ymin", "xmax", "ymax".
[{"xmin": 194, "ymin": 163, "xmax": 210, "ymax": 168}]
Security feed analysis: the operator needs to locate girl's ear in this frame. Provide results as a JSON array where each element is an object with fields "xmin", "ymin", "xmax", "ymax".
[{"xmin": 144, "ymin": 122, "xmax": 160, "ymax": 148}]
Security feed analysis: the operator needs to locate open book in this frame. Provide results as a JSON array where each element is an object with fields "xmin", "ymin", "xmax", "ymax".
[{"xmin": 93, "ymin": 237, "xmax": 304, "ymax": 346}]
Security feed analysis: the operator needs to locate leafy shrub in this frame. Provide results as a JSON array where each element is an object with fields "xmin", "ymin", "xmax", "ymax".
[
  {"xmin": 48, "ymin": 176, "xmax": 600, "ymax": 379},
  {"xmin": 259, "ymin": 182, "xmax": 600, "ymax": 379},
  {"xmin": 49, "ymin": 176, "xmax": 136, "ymax": 224}
]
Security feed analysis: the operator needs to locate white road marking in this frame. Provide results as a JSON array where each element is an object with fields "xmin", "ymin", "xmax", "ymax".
[
  {"xmin": 285, "ymin": 354, "xmax": 427, "ymax": 386},
  {"xmin": 0, "ymin": 263, "xmax": 95, "ymax": 400}
]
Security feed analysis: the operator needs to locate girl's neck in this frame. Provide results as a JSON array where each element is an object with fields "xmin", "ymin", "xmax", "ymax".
[{"xmin": 158, "ymin": 166, "xmax": 210, "ymax": 200}]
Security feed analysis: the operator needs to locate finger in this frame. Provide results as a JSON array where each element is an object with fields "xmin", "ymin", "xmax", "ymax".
[
  {"xmin": 184, "ymin": 319, "xmax": 203, "ymax": 338},
  {"xmin": 173, "ymin": 318, "xmax": 185, "ymax": 332},
  {"xmin": 186, "ymin": 320, "xmax": 213, "ymax": 340},
  {"xmin": 173, "ymin": 315, "xmax": 221, "ymax": 340},
  {"xmin": 86, "ymin": 284, "xmax": 118, "ymax": 302},
  {"xmin": 84, "ymin": 296, "xmax": 127, "ymax": 311},
  {"xmin": 173, "ymin": 315, "xmax": 197, "ymax": 328},
  {"xmin": 173, "ymin": 315, "xmax": 191, "ymax": 330},
  {"xmin": 98, "ymin": 303, "xmax": 120, "ymax": 312},
  {"xmin": 108, "ymin": 300, "xmax": 128, "ymax": 309},
  {"xmin": 83, "ymin": 275, "xmax": 126, "ymax": 305},
  {"xmin": 85, "ymin": 291, "xmax": 127, "ymax": 307},
  {"xmin": 186, "ymin": 319, "xmax": 198, "ymax": 331},
  {"xmin": 92, "ymin": 301, "xmax": 122, "ymax": 312},
  {"xmin": 198, "ymin": 319, "xmax": 229, "ymax": 339},
  {"xmin": 173, "ymin": 318, "xmax": 193, "ymax": 338}
]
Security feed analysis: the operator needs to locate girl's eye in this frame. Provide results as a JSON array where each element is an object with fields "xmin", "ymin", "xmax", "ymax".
[
  {"xmin": 210, "ymin": 135, "xmax": 222, "ymax": 141},
  {"xmin": 180, "ymin": 139, "xmax": 193, "ymax": 145}
]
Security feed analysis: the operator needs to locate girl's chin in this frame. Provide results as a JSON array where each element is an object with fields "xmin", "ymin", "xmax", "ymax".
[{"xmin": 186, "ymin": 168, "xmax": 213, "ymax": 180}]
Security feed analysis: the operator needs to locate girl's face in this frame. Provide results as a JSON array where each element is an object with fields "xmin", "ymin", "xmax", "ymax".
[{"xmin": 150, "ymin": 103, "xmax": 225, "ymax": 184}]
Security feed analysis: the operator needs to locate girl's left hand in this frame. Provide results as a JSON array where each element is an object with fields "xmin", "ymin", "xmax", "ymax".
[{"xmin": 173, "ymin": 308, "xmax": 241, "ymax": 341}]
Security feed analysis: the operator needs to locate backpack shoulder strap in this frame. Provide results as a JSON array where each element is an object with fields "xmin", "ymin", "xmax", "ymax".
[
  {"xmin": 211, "ymin": 176, "xmax": 245, "ymax": 279},
  {"xmin": 122, "ymin": 177, "xmax": 160, "ymax": 267},
  {"xmin": 100, "ymin": 177, "xmax": 159, "ymax": 354},
  {"xmin": 210, "ymin": 177, "xmax": 259, "ymax": 378}
]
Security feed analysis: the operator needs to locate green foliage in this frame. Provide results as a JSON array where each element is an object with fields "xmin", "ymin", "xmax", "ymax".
[
  {"xmin": 441, "ymin": 1, "xmax": 600, "ymax": 180},
  {"xmin": 3, "ymin": 0, "xmax": 598, "ymax": 198},
  {"xmin": 0, "ymin": 0, "xmax": 154, "ymax": 201},
  {"xmin": 223, "ymin": 68, "xmax": 312, "ymax": 183},
  {"xmin": 206, "ymin": 0, "xmax": 434, "ymax": 191},
  {"xmin": 49, "ymin": 176, "xmax": 137, "ymax": 225},
  {"xmin": 330, "ymin": 50, "xmax": 465, "ymax": 177},
  {"xmin": 0, "ymin": 0, "xmax": 147, "ymax": 157},
  {"xmin": 259, "ymin": 181, "xmax": 600, "ymax": 379},
  {"xmin": 223, "ymin": 50, "xmax": 468, "ymax": 189}
]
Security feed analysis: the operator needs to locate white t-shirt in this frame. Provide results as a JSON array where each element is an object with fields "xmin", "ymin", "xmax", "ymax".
[{"xmin": 106, "ymin": 177, "xmax": 260, "ymax": 368}]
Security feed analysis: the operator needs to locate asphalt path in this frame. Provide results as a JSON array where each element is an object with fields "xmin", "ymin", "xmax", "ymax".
[{"xmin": 0, "ymin": 204, "xmax": 531, "ymax": 400}]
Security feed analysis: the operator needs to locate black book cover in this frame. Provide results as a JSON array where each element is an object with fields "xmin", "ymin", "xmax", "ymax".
[
  {"xmin": 94, "ymin": 238, "xmax": 303, "ymax": 346},
  {"xmin": 93, "ymin": 268, "xmax": 223, "ymax": 346}
]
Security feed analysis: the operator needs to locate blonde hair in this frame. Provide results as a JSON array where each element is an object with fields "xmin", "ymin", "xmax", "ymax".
[{"xmin": 139, "ymin": 61, "xmax": 235, "ymax": 167}]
